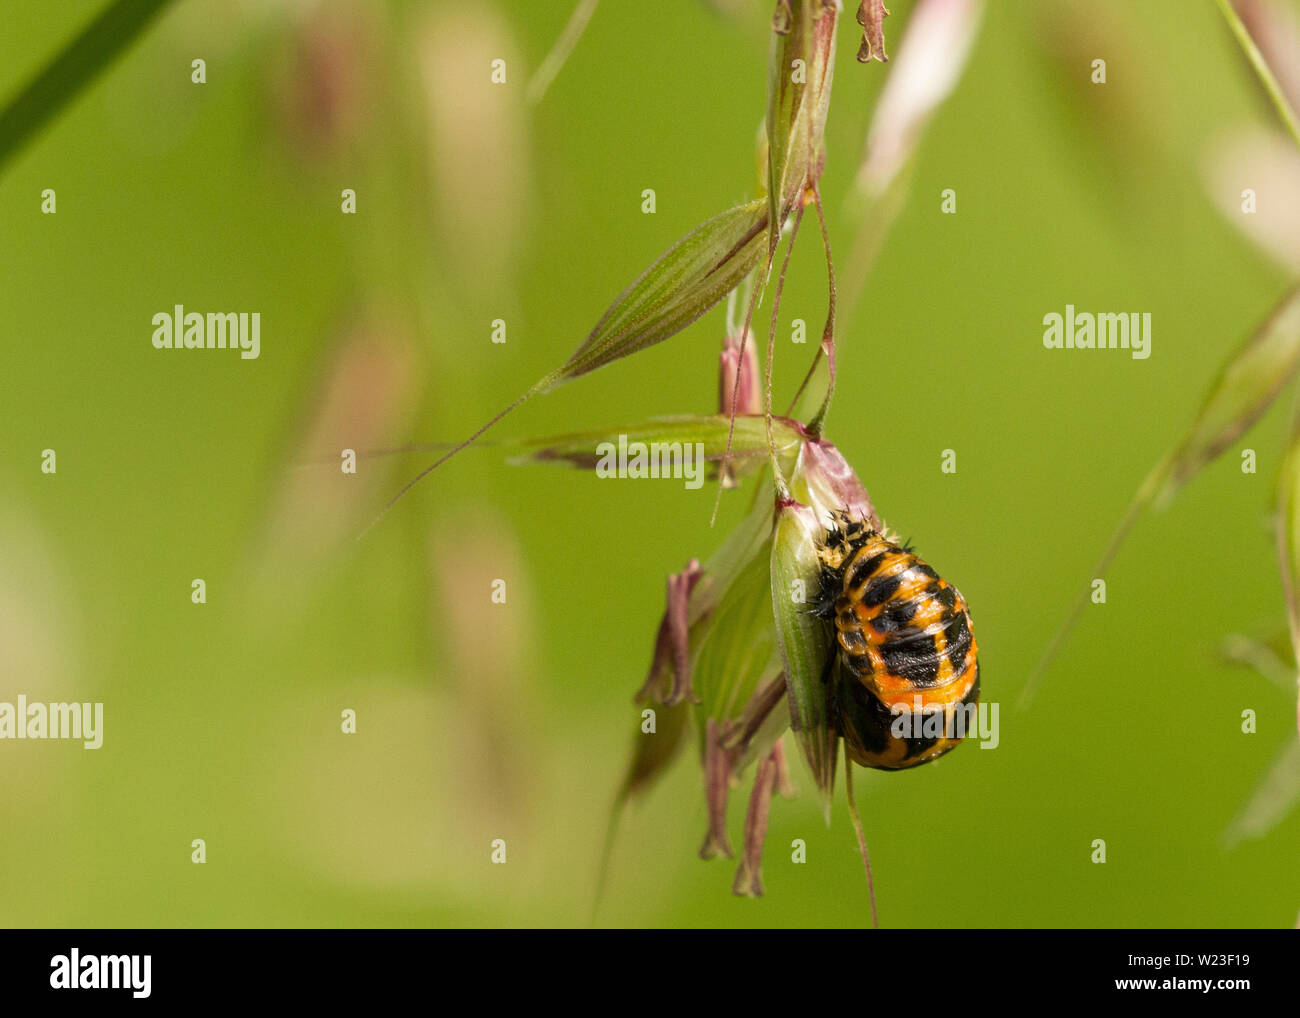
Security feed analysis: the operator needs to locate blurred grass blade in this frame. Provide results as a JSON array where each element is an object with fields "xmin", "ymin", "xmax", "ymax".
[
  {"xmin": 770, "ymin": 499, "xmax": 837, "ymax": 821},
  {"xmin": 841, "ymin": 0, "xmax": 983, "ymax": 326},
  {"xmin": 594, "ymin": 700, "xmax": 690, "ymax": 920},
  {"xmin": 1275, "ymin": 388, "xmax": 1300, "ymax": 735},
  {"xmin": 1202, "ymin": 127, "xmax": 1300, "ymax": 275},
  {"xmin": 510, "ymin": 413, "xmax": 804, "ymax": 479},
  {"xmin": 1222, "ymin": 738, "xmax": 1300, "ymax": 847},
  {"xmin": 542, "ymin": 199, "xmax": 769, "ymax": 389},
  {"xmin": 1219, "ymin": 632, "xmax": 1297, "ymax": 693},
  {"xmin": 1277, "ymin": 407, "xmax": 1300, "ymax": 660},
  {"xmin": 1229, "ymin": 0, "xmax": 1300, "ymax": 120},
  {"xmin": 1023, "ymin": 286, "xmax": 1300, "ymax": 706},
  {"xmin": 1215, "ymin": 0, "xmax": 1300, "ymax": 152},
  {"xmin": 1159, "ymin": 285, "xmax": 1300, "ymax": 502},
  {"xmin": 614, "ymin": 701, "xmax": 691, "ymax": 803},
  {"xmin": 526, "ymin": 0, "xmax": 600, "ymax": 107},
  {"xmin": 0, "ymin": 0, "xmax": 174, "ymax": 174},
  {"xmin": 1018, "ymin": 463, "xmax": 1164, "ymax": 707}
]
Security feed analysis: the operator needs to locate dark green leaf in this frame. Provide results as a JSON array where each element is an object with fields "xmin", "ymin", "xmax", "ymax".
[{"xmin": 0, "ymin": 0, "xmax": 174, "ymax": 174}]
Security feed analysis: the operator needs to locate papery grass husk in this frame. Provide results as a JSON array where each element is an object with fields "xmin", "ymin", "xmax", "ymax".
[
  {"xmin": 637, "ymin": 561, "xmax": 703, "ymax": 707},
  {"xmin": 723, "ymin": 673, "xmax": 790, "ymax": 773},
  {"xmin": 636, "ymin": 491, "xmax": 775, "ymax": 711},
  {"xmin": 609, "ymin": 434, "xmax": 888, "ymax": 899},
  {"xmin": 855, "ymin": 0, "xmax": 891, "ymax": 63},
  {"xmin": 732, "ymin": 744, "xmax": 782, "ymax": 896},
  {"xmin": 692, "ymin": 548, "xmax": 781, "ymax": 731},
  {"xmin": 510, "ymin": 414, "xmax": 804, "ymax": 482},
  {"xmin": 550, "ymin": 201, "xmax": 770, "ymax": 388},
  {"xmin": 770, "ymin": 497, "xmax": 839, "ymax": 822},
  {"xmin": 766, "ymin": 0, "xmax": 840, "ymax": 254},
  {"xmin": 701, "ymin": 718, "xmax": 736, "ymax": 859}
]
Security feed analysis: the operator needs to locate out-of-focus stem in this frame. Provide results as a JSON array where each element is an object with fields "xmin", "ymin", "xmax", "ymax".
[
  {"xmin": 764, "ymin": 205, "xmax": 806, "ymax": 495},
  {"xmin": 714, "ymin": 221, "xmax": 783, "ymax": 525},
  {"xmin": 1277, "ymin": 383, "xmax": 1300, "ymax": 738},
  {"xmin": 839, "ymin": 171, "xmax": 909, "ymax": 335},
  {"xmin": 0, "ymin": 0, "xmax": 175, "ymax": 173},
  {"xmin": 806, "ymin": 186, "xmax": 838, "ymax": 436},
  {"xmin": 786, "ymin": 186, "xmax": 839, "ymax": 432},
  {"xmin": 1019, "ymin": 453, "xmax": 1173, "ymax": 708},
  {"xmin": 526, "ymin": 0, "xmax": 600, "ymax": 106},
  {"xmin": 790, "ymin": 180, "xmax": 893, "ymax": 424},
  {"xmin": 843, "ymin": 742, "xmax": 879, "ymax": 929},
  {"xmin": 1217, "ymin": 0, "xmax": 1300, "ymax": 152}
]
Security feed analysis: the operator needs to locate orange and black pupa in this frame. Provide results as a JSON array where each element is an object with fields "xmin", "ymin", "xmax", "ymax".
[{"xmin": 813, "ymin": 511, "xmax": 980, "ymax": 770}]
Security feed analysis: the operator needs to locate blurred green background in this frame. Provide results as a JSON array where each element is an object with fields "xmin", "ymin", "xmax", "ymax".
[{"xmin": 1, "ymin": 0, "xmax": 1298, "ymax": 928}]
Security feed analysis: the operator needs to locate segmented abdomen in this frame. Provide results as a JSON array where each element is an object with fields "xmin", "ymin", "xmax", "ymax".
[
  {"xmin": 838, "ymin": 660, "xmax": 980, "ymax": 770},
  {"xmin": 833, "ymin": 535, "xmax": 978, "ymax": 712}
]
